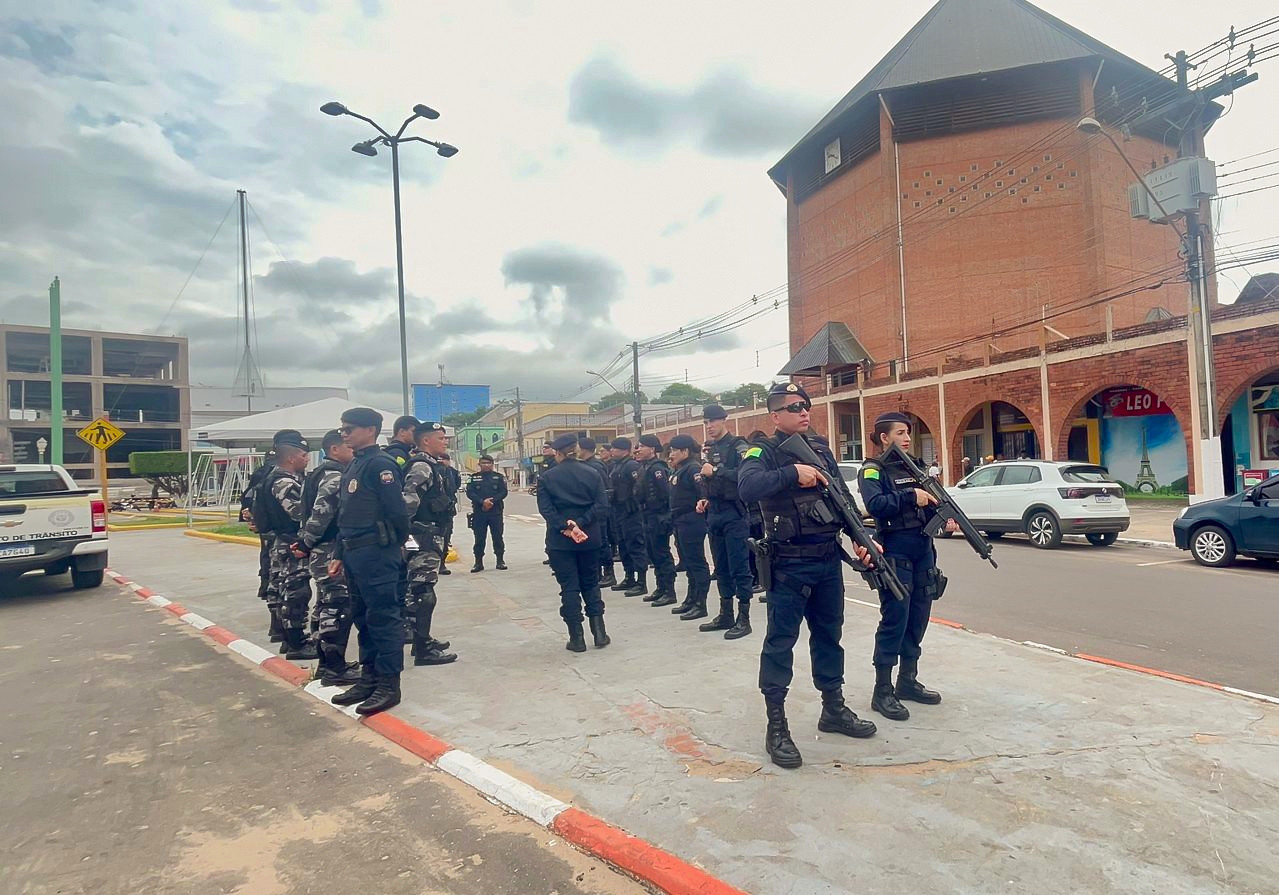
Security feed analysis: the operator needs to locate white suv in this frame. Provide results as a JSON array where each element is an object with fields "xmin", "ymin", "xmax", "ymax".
[{"xmin": 947, "ymin": 461, "xmax": 1129, "ymax": 549}]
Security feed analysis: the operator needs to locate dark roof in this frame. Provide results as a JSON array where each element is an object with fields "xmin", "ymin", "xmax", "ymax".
[
  {"xmin": 769, "ymin": 0, "xmax": 1173, "ymax": 189},
  {"xmin": 1237, "ymin": 273, "xmax": 1279, "ymax": 305},
  {"xmin": 778, "ymin": 322, "xmax": 874, "ymax": 377}
]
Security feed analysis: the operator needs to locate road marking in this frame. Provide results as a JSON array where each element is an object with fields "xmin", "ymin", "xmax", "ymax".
[
  {"xmin": 437, "ymin": 749, "xmax": 569, "ymax": 828},
  {"xmin": 844, "ymin": 598, "xmax": 878, "ymax": 608},
  {"xmin": 1136, "ymin": 559, "xmax": 1184, "ymax": 567},
  {"xmin": 1022, "ymin": 641, "xmax": 1070, "ymax": 655}
]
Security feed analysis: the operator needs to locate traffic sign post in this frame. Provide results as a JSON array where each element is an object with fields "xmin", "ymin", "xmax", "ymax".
[{"xmin": 77, "ymin": 417, "xmax": 126, "ymax": 516}]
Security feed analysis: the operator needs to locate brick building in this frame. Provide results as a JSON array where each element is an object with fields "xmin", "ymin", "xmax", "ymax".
[{"xmin": 648, "ymin": 0, "xmax": 1279, "ymax": 496}]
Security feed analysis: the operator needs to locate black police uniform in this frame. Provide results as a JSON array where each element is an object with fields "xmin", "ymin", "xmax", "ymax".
[
  {"xmin": 610, "ymin": 452, "xmax": 650, "ymax": 592},
  {"xmin": 859, "ymin": 442, "xmax": 946, "ymax": 719},
  {"xmin": 384, "ymin": 439, "xmax": 415, "ymax": 605},
  {"xmin": 536, "ymin": 456, "xmax": 610, "ymax": 649},
  {"xmin": 440, "ymin": 463, "xmax": 462, "ymax": 570},
  {"xmin": 337, "ymin": 444, "xmax": 410, "ymax": 677},
  {"xmin": 669, "ymin": 452, "xmax": 711, "ymax": 619},
  {"xmin": 638, "ymin": 454, "xmax": 677, "ymax": 604},
  {"xmin": 582, "ymin": 454, "xmax": 615, "ymax": 585},
  {"xmin": 703, "ymin": 431, "xmax": 754, "ymax": 633},
  {"xmin": 242, "ymin": 457, "xmax": 277, "ymax": 606},
  {"xmin": 466, "ymin": 468, "xmax": 508, "ymax": 567}
]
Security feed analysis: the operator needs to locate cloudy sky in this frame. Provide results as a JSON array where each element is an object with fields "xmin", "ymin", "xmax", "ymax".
[{"xmin": 1, "ymin": 0, "xmax": 1274, "ymax": 410}]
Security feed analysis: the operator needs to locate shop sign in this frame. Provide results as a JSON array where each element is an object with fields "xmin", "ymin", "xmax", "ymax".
[{"xmin": 1102, "ymin": 387, "xmax": 1170, "ymax": 417}]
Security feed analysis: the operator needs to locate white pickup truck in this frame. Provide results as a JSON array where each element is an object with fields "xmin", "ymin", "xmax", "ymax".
[{"xmin": 0, "ymin": 464, "xmax": 108, "ymax": 590}]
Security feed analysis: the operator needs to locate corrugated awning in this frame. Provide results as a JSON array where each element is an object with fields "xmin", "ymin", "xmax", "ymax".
[{"xmin": 778, "ymin": 322, "xmax": 873, "ymax": 377}]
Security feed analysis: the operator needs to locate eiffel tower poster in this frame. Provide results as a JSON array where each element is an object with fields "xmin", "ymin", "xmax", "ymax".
[{"xmin": 1134, "ymin": 426, "xmax": 1159, "ymax": 493}]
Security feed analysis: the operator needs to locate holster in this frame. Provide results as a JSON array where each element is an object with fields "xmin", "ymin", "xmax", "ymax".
[
  {"xmin": 374, "ymin": 520, "xmax": 394, "ymax": 547},
  {"xmin": 466, "ymin": 512, "xmax": 475, "ymax": 530},
  {"xmin": 747, "ymin": 537, "xmax": 773, "ymax": 591},
  {"xmin": 411, "ymin": 520, "xmax": 438, "ymax": 541},
  {"xmin": 924, "ymin": 566, "xmax": 948, "ymax": 601}
]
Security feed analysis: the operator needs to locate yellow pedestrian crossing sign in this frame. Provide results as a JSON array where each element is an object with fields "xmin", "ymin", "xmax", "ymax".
[{"xmin": 77, "ymin": 417, "xmax": 126, "ymax": 451}]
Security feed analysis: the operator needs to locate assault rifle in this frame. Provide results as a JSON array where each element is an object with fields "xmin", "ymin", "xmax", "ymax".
[
  {"xmin": 776, "ymin": 434, "xmax": 910, "ymax": 602},
  {"xmin": 880, "ymin": 443, "xmax": 998, "ymax": 569}
]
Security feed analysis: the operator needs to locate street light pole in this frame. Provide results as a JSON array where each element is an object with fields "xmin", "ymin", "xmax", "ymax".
[{"xmin": 320, "ymin": 101, "xmax": 458, "ymax": 418}]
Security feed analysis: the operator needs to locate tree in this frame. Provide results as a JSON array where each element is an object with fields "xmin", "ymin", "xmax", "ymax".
[
  {"xmin": 443, "ymin": 405, "xmax": 491, "ymax": 428},
  {"xmin": 718, "ymin": 382, "xmax": 770, "ymax": 408},
  {"xmin": 654, "ymin": 382, "xmax": 714, "ymax": 405},
  {"xmin": 128, "ymin": 451, "xmax": 207, "ymax": 501},
  {"xmin": 592, "ymin": 391, "xmax": 647, "ymax": 411}
]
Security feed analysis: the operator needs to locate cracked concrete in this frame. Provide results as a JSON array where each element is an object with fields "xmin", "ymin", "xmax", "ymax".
[{"xmin": 107, "ymin": 520, "xmax": 1279, "ymax": 895}]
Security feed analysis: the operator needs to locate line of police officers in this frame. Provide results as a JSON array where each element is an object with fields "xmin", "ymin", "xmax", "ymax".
[{"xmin": 244, "ymin": 391, "xmax": 955, "ymax": 764}]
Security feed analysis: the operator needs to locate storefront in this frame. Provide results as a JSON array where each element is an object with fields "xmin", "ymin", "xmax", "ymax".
[
  {"xmin": 1096, "ymin": 387, "xmax": 1188, "ymax": 496},
  {"xmin": 1223, "ymin": 374, "xmax": 1279, "ymax": 493}
]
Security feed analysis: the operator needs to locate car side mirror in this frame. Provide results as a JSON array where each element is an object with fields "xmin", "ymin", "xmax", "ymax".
[
  {"xmin": 957, "ymin": 481, "xmax": 969, "ymax": 489},
  {"xmin": 1248, "ymin": 488, "xmax": 1263, "ymax": 504}
]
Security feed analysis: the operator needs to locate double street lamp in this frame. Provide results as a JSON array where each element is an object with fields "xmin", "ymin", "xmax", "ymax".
[{"xmin": 321, "ymin": 101, "xmax": 458, "ymax": 415}]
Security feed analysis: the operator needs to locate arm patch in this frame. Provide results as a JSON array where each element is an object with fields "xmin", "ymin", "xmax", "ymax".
[
  {"xmin": 744, "ymin": 447, "xmax": 763, "ymax": 459},
  {"xmin": 862, "ymin": 467, "xmax": 880, "ymax": 480}
]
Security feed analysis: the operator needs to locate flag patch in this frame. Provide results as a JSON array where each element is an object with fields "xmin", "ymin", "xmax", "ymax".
[
  {"xmin": 745, "ymin": 447, "xmax": 763, "ymax": 459},
  {"xmin": 863, "ymin": 468, "xmax": 880, "ymax": 480}
]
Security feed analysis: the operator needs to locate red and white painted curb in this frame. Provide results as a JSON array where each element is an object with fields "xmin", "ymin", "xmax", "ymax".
[{"xmin": 105, "ymin": 568, "xmax": 749, "ymax": 895}]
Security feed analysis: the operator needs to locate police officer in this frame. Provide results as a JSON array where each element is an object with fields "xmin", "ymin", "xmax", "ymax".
[
  {"xmin": 699, "ymin": 405, "xmax": 754, "ymax": 639},
  {"xmin": 438, "ymin": 453, "xmax": 462, "ymax": 575},
  {"xmin": 745, "ymin": 430, "xmax": 770, "ymax": 602},
  {"xmin": 607, "ymin": 437, "xmax": 649, "ymax": 597},
  {"xmin": 384, "ymin": 415, "xmax": 419, "ymax": 469},
  {"xmin": 667, "ymin": 434, "xmax": 711, "ymax": 620},
  {"xmin": 635, "ymin": 434, "xmax": 677, "ymax": 607},
  {"xmin": 293, "ymin": 429, "xmax": 359, "ymax": 685},
  {"xmin": 577, "ymin": 437, "xmax": 616, "ymax": 588},
  {"xmin": 403, "ymin": 422, "xmax": 459, "ymax": 667},
  {"xmin": 329, "ymin": 408, "xmax": 410, "ymax": 715},
  {"xmin": 256, "ymin": 430, "xmax": 314, "ymax": 660},
  {"xmin": 466, "ymin": 454, "xmax": 508, "ymax": 572},
  {"xmin": 859, "ymin": 412, "xmax": 956, "ymax": 721},
  {"xmin": 241, "ymin": 447, "xmax": 278, "ymax": 640},
  {"xmin": 536, "ymin": 433, "xmax": 610, "ymax": 652},
  {"xmin": 739, "ymin": 382, "xmax": 877, "ymax": 769}
]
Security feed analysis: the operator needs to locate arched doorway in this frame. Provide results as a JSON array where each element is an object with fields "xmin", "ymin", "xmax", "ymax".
[
  {"xmin": 904, "ymin": 412, "xmax": 937, "ymax": 465},
  {"xmin": 1064, "ymin": 385, "xmax": 1189, "ymax": 497},
  {"xmin": 957, "ymin": 401, "xmax": 1039, "ymax": 466},
  {"xmin": 1220, "ymin": 368, "xmax": 1279, "ymax": 495}
]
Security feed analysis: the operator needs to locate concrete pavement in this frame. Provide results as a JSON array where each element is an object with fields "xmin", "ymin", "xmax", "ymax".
[
  {"xmin": 0, "ymin": 571, "xmax": 648, "ymax": 895},
  {"xmin": 100, "ymin": 516, "xmax": 1279, "ymax": 895}
]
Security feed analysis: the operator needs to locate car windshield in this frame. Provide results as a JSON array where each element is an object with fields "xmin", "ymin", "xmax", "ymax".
[
  {"xmin": 0, "ymin": 470, "xmax": 69, "ymax": 497},
  {"xmin": 1060, "ymin": 465, "xmax": 1114, "ymax": 483}
]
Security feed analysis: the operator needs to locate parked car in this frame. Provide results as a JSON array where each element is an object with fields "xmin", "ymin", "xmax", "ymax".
[
  {"xmin": 837, "ymin": 461, "xmax": 870, "ymax": 517},
  {"xmin": 947, "ymin": 461, "xmax": 1130, "ymax": 549},
  {"xmin": 1172, "ymin": 474, "xmax": 1279, "ymax": 567},
  {"xmin": 0, "ymin": 464, "xmax": 109, "ymax": 590}
]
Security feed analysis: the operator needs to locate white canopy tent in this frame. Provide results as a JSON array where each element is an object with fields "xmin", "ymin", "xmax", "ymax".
[{"xmin": 190, "ymin": 397, "xmax": 423, "ymax": 447}]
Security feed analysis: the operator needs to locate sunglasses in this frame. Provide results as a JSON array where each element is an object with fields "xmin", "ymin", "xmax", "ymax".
[
  {"xmin": 776, "ymin": 402, "xmax": 811, "ymax": 414},
  {"xmin": 338, "ymin": 425, "xmax": 365, "ymax": 435}
]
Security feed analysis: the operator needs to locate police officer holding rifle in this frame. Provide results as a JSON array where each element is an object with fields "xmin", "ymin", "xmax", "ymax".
[{"xmin": 858, "ymin": 412, "xmax": 995, "ymax": 723}]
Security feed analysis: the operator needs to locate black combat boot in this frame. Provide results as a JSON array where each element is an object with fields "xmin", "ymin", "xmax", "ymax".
[
  {"xmin": 284, "ymin": 629, "xmax": 319, "ymax": 661},
  {"xmin": 470, "ymin": 557, "xmax": 484, "ymax": 573},
  {"xmin": 642, "ymin": 584, "xmax": 663, "ymax": 603},
  {"xmin": 355, "ymin": 673, "xmax": 401, "ymax": 715},
  {"xmin": 600, "ymin": 565, "xmax": 618, "ymax": 588},
  {"xmin": 724, "ymin": 601, "xmax": 752, "ymax": 640},
  {"xmin": 896, "ymin": 658, "xmax": 942, "ymax": 704},
  {"xmin": 818, "ymin": 689, "xmax": 878, "ymax": 738},
  {"xmin": 268, "ymin": 609, "xmax": 284, "ymax": 643},
  {"xmin": 610, "ymin": 573, "xmax": 637, "ymax": 592},
  {"xmin": 413, "ymin": 633, "xmax": 458, "ymax": 666},
  {"xmin": 670, "ymin": 588, "xmax": 695, "ymax": 614},
  {"xmin": 439, "ymin": 564, "xmax": 452, "ymax": 576},
  {"xmin": 495, "ymin": 555, "xmax": 508, "ymax": 570},
  {"xmin": 332, "ymin": 665, "xmax": 378, "ymax": 705},
  {"xmin": 764, "ymin": 700, "xmax": 802, "ymax": 769},
  {"xmin": 623, "ymin": 570, "xmax": 649, "ymax": 598},
  {"xmin": 651, "ymin": 582, "xmax": 677, "ymax": 607},
  {"xmin": 588, "ymin": 616, "xmax": 610, "ymax": 648},
  {"xmin": 565, "ymin": 622, "xmax": 588, "ymax": 653},
  {"xmin": 699, "ymin": 598, "xmax": 735, "ymax": 632},
  {"xmin": 680, "ymin": 586, "xmax": 709, "ymax": 621},
  {"xmin": 871, "ymin": 665, "xmax": 910, "ymax": 720},
  {"xmin": 317, "ymin": 644, "xmax": 362, "ymax": 686}
]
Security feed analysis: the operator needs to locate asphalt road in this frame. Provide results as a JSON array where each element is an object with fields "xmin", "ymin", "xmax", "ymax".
[{"xmin": 0, "ymin": 572, "xmax": 647, "ymax": 895}]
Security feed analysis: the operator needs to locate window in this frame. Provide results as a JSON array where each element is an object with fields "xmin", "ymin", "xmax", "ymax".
[
  {"xmin": 996, "ymin": 180, "xmax": 1004, "ymax": 187},
  {"xmin": 965, "ymin": 467, "xmax": 1001, "ymax": 487},
  {"xmin": 0, "ymin": 470, "xmax": 69, "ymax": 496},
  {"xmin": 913, "ymin": 201, "xmax": 921, "ymax": 208},
  {"xmin": 936, "ymin": 178, "xmax": 943, "ymax": 185},
  {"xmin": 998, "ymin": 465, "xmax": 1041, "ymax": 485},
  {"xmin": 971, "ymin": 163, "xmax": 979, "ymax": 171},
  {"xmin": 959, "ymin": 175, "xmax": 967, "ymax": 182},
  {"xmin": 1061, "ymin": 465, "xmax": 1115, "ymax": 483},
  {"xmin": 924, "ymin": 170, "xmax": 931, "ymax": 177},
  {"xmin": 1044, "ymin": 154, "xmax": 1052, "ymax": 162},
  {"xmin": 1260, "ymin": 410, "xmax": 1279, "ymax": 461},
  {"xmin": 1257, "ymin": 478, "xmax": 1279, "ymax": 500}
]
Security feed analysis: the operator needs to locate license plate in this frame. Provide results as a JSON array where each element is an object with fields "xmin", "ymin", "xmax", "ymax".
[
  {"xmin": 0, "ymin": 543, "xmax": 35, "ymax": 558},
  {"xmin": 1095, "ymin": 494, "xmax": 1112, "ymax": 504}
]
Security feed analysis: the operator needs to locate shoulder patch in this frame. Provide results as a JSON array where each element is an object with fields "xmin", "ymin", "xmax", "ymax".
[
  {"xmin": 395, "ymin": 456, "xmax": 406, "ymax": 466},
  {"xmin": 745, "ymin": 447, "xmax": 763, "ymax": 459},
  {"xmin": 348, "ymin": 479, "xmax": 359, "ymax": 493},
  {"xmin": 380, "ymin": 470, "xmax": 395, "ymax": 484},
  {"xmin": 862, "ymin": 467, "xmax": 880, "ymax": 480}
]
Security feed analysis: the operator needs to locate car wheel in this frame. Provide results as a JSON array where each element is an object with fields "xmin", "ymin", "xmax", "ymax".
[
  {"xmin": 71, "ymin": 568, "xmax": 105, "ymax": 589},
  {"xmin": 982, "ymin": 531, "xmax": 1004, "ymax": 540},
  {"xmin": 1025, "ymin": 511, "xmax": 1062, "ymax": 549},
  {"xmin": 1086, "ymin": 532, "xmax": 1118, "ymax": 547},
  {"xmin": 1189, "ymin": 525, "xmax": 1235, "ymax": 568}
]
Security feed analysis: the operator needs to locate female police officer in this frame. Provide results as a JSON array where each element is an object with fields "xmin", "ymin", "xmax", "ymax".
[{"xmin": 537, "ymin": 433, "xmax": 611, "ymax": 653}]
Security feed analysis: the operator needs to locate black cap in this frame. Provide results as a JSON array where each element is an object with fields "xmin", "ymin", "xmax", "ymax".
[
  {"xmin": 578, "ymin": 436, "xmax": 596, "ymax": 452},
  {"xmin": 638, "ymin": 434, "xmax": 662, "ymax": 450},
  {"xmin": 321, "ymin": 429, "xmax": 344, "ymax": 453},
  {"xmin": 393, "ymin": 415, "xmax": 419, "ymax": 434},
  {"xmin": 703, "ymin": 404, "xmax": 728, "ymax": 421},
  {"xmin": 341, "ymin": 407, "xmax": 383, "ymax": 430},
  {"xmin": 874, "ymin": 411, "xmax": 912, "ymax": 429},
  {"xmin": 550, "ymin": 432, "xmax": 578, "ymax": 451},
  {"xmin": 413, "ymin": 421, "xmax": 446, "ymax": 440},
  {"xmin": 273, "ymin": 429, "xmax": 308, "ymax": 450},
  {"xmin": 611, "ymin": 436, "xmax": 632, "ymax": 451},
  {"xmin": 766, "ymin": 381, "xmax": 811, "ymax": 411},
  {"xmin": 668, "ymin": 434, "xmax": 699, "ymax": 451},
  {"xmin": 478, "ymin": 454, "xmax": 494, "ymax": 462}
]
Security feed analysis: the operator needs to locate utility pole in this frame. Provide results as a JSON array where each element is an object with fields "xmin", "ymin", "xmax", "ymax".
[
  {"xmin": 631, "ymin": 341, "xmax": 642, "ymax": 439},
  {"xmin": 48, "ymin": 277, "xmax": 63, "ymax": 466},
  {"xmin": 514, "ymin": 386, "xmax": 526, "ymax": 489},
  {"xmin": 238, "ymin": 190, "xmax": 252, "ymax": 413}
]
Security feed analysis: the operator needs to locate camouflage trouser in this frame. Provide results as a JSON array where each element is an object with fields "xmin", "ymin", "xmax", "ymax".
[
  {"xmin": 307, "ymin": 542, "xmax": 350, "ymax": 646},
  {"xmin": 271, "ymin": 536, "xmax": 312, "ymax": 631},
  {"xmin": 405, "ymin": 527, "xmax": 444, "ymax": 640}
]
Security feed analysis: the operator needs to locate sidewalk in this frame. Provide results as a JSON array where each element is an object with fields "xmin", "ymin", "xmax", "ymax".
[
  {"xmin": 110, "ymin": 524, "xmax": 1278, "ymax": 895},
  {"xmin": 1119, "ymin": 502, "xmax": 1184, "ymax": 544}
]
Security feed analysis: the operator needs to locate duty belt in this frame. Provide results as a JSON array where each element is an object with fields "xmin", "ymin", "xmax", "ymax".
[
  {"xmin": 772, "ymin": 540, "xmax": 838, "ymax": 560},
  {"xmin": 340, "ymin": 532, "xmax": 381, "ymax": 550}
]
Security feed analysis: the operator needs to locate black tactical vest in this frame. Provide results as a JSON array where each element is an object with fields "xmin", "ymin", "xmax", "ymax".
[
  {"xmin": 301, "ymin": 459, "xmax": 343, "ymax": 543},
  {"xmin": 862, "ymin": 454, "xmax": 926, "ymax": 532},
  {"xmin": 258, "ymin": 466, "xmax": 300, "ymax": 538},
  {"xmin": 407, "ymin": 455, "xmax": 452, "ymax": 525},
  {"xmin": 755, "ymin": 436, "xmax": 841, "ymax": 544}
]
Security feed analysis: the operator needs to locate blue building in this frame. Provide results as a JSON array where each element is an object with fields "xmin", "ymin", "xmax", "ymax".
[{"xmin": 413, "ymin": 383, "xmax": 490, "ymax": 423}]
